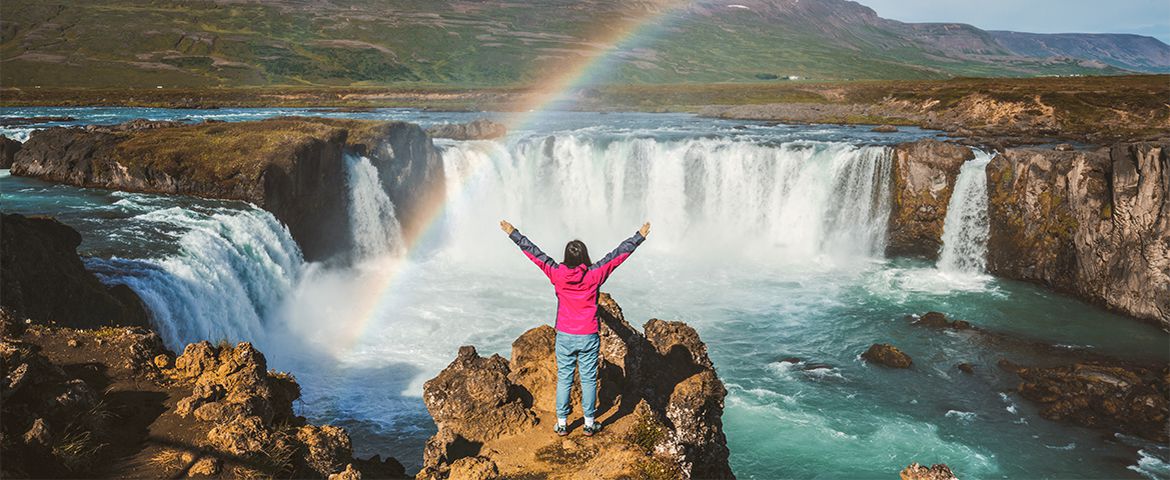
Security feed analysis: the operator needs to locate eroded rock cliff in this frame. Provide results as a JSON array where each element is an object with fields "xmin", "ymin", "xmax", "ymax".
[
  {"xmin": 886, "ymin": 139, "xmax": 974, "ymax": 259},
  {"xmin": 987, "ymin": 143, "xmax": 1169, "ymax": 326},
  {"xmin": 418, "ymin": 293, "xmax": 733, "ymax": 480},
  {"xmin": 11, "ymin": 117, "xmax": 444, "ymax": 261}
]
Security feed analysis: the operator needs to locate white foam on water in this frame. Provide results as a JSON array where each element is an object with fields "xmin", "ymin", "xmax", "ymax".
[{"xmin": 86, "ymin": 206, "xmax": 304, "ymax": 349}]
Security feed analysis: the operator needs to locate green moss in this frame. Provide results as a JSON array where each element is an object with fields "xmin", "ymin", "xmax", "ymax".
[
  {"xmin": 1100, "ymin": 202, "xmax": 1113, "ymax": 220},
  {"xmin": 627, "ymin": 412, "xmax": 668, "ymax": 454},
  {"xmin": 632, "ymin": 457, "xmax": 682, "ymax": 480},
  {"xmin": 108, "ymin": 117, "xmax": 400, "ymax": 200}
]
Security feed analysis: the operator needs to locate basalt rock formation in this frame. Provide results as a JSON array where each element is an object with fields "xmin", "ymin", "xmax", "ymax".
[
  {"xmin": 886, "ymin": 139, "xmax": 974, "ymax": 259},
  {"xmin": 426, "ymin": 119, "xmax": 507, "ymax": 140},
  {"xmin": 419, "ymin": 293, "xmax": 733, "ymax": 480},
  {"xmin": 986, "ymin": 142, "xmax": 1169, "ymax": 326},
  {"xmin": 0, "ymin": 213, "xmax": 148, "ymax": 330},
  {"xmin": 10, "ymin": 117, "xmax": 445, "ymax": 261},
  {"xmin": 1010, "ymin": 361, "xmax": 1169, "ymax": 443}
]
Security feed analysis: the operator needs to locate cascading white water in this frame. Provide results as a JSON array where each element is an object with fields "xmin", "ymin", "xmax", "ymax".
[
  {"xmin": 346, "ymin": 154, "xmax": 406, "ymax": 260},
  {"xmin": 937, "ymin": 151, "xmax": 993, "ymax": 273},
  {"xmin": 438, "ymin": 136, "xmax": 893, "ymax": 264},
  {"xmin": 85, "ymin": 206, "xmax": 304, "ymax": 349}
]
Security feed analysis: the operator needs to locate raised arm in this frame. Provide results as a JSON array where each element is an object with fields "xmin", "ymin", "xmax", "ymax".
[
  {"xmin": 589, "ymin": 222, "xmax": 649, "ymax": 284},
  {"xmin": 502, "ymin": 220, "xmax": 557, "ymax": 278}
]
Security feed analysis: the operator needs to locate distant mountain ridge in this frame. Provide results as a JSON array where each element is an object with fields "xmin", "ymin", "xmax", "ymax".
[
  {"xmin": 0, "ymin": 0, "xmax": 1166, "ymax": 87},
  {"xmin": 988, "ymin": 31, "xmax": 1170, "ymax": 73}
]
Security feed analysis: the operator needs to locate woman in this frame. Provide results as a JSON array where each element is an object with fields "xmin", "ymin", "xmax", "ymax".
[{"xmin": 500, "ymin": 220, "xmax": 650, "ymax": 437}]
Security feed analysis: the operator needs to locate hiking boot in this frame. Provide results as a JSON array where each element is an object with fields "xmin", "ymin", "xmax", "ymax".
[
  {"xmin": 554, "ymin": 424, "xmax": 568, "ymax": 437},
  {"xmin": 582, "ymin": 424, "xmax": 601, "ymax": 437}
]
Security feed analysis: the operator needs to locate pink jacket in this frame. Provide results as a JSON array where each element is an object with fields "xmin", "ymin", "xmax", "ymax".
[{"xmin": 509, "ymin": 229, "xmax": 645, "ymax": 334}]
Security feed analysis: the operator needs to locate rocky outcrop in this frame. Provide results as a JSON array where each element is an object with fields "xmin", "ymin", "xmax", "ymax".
[
  {"xmin": 0, "ymin": 328, "xmax": 166, "ymax": 477},
  {"xmin": 0, "ymin": 136, "xmax": 21, "ymax": 168},
  {"xmin": 0, "ymin": 213, "xmax": 148, "ymax": 329},
  {"xmin": 861, "ymin": 343, "xmax": 913, "ymax": 368},
  {"xmin": 419, "ymin": 293, "xmax": 733, "ymax": 480},
  {"xmin": 2, "ymin": 323, "xmax": 406, "ymax": 479},
  {"xmin": 165, "ymin": 340, "xmax": 409, "ymax": 478},
  {"xmin": 900, "ymin": 463, "xmax": 958, "ymax": 480},
  {"xmin": 11, "ymin": 117, "xmax": 445, "ymax": 261},
  {"xmin": 986, "ymin": 142, "xmax": 1169, "ymax": 326},
  {"xmin": 1010, "ymin": 362, "xmax": 1169, "ymax": 443},
  {"xmin": 426, "ymin": 119, "xmax": 507, "ymax": 140},
  {"xmin": 886, "ymin": 139, "xmax": 975, "ymax": 259}
]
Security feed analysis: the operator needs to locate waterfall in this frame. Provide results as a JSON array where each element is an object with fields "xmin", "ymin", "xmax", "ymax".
[
  {"xmin": 438, "ymin": 137, "xmax": 893, "ymax": 263},
  {"xmin": 346, "ymin": 154, "xmax": 406, "ymax": 260},
  {"xmin": 85, "ymin": 206, "xmax": 304, "ymax": 349},
  {"xmin": 937, "ymin": 151, "xmax": 993, "ymax": 273}
]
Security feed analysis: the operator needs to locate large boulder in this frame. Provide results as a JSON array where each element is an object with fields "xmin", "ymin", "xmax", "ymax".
[
  {"xmin": 861, "ymin": 343, "xmax": 913, "ymax": 369},
  {"xmin": 0, "ymin": 213, "xmax": 148, "ymax": 329},
  {"xmin": 11, "ymin": 117, "xmax": 445, "ymax": 261},
  {"xmin": 419, "ymin": 293, "xmax": 733, "ymax": 480},
  {"xmin": 986, "ymin": 142, "xmax": 1169, "ymax": 326},
  {"xmin": 886, "ymin": 139, "xmax": 975, "ymax": 259}
]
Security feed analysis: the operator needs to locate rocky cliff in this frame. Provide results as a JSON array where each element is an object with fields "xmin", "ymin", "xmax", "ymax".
[
  {"xmin": 418, "ymin": 293, "xmax": 734, "ymax": 480},
  {"xmin": 0, "ymin": 213, "xmax": 148, "ymax": 330},
  {"xmin": 11, "ymin": 117, "xmax": 444, "ymax": 261},
  {"xmin": 886, "ymin": 139, "xmax": 974, "ymax": 259},
  {"xmin": 1, "ymin": 323, "xmax": 406, "ymax": 479},
  {"xmin": 987, "ymin": 143, "xmax": 1169, "ymax": 326}
]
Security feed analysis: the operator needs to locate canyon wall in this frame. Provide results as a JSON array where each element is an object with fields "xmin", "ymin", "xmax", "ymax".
[
  {"xmin": 11, "ymin": 117, "xmax": 444, "ymax": 261},
  {"xmin": 986, "ymin": 143, "xmax": 1169, "ymax": 326}
]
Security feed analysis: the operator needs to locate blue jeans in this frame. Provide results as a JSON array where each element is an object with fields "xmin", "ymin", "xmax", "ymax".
[{"xmin": 555, "ymin": 331, "xmax": 600, "ymax": 419}]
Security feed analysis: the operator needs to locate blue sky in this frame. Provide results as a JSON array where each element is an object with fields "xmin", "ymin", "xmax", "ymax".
[{"xmin": 861, "ymin": 0, "xmax": 1170, "ymax": 44}]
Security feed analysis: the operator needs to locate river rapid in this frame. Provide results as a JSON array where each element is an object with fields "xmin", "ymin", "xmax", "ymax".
[{"xmin": 2, "ymin": 108, "xmax": 1167, "ymax": 479}]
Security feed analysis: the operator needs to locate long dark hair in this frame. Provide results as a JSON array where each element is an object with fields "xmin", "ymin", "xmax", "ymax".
[{"xmin": 563, "ymin": 240, "xmax": 591, "ymax": 268}]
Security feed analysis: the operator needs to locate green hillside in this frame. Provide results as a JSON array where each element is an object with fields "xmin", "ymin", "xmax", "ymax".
[{"xmin": 0, "ymin": 0, "xmax": 1149, "ymax": 88}]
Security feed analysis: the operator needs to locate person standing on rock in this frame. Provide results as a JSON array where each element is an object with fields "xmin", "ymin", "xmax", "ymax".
[{"xmin": 500, "ymin": 220, "xmax": 650, "ymax": 437}]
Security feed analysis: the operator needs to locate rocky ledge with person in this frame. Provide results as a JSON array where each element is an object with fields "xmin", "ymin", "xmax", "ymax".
[{"xmin": 418, "ymin": 292, "xmax": 734, "ymax": 480}]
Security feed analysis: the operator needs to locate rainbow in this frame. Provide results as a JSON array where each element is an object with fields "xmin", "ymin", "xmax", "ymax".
[{"xmin": 326, "ymin": 1, "xmax": 697, "ymax": 353}]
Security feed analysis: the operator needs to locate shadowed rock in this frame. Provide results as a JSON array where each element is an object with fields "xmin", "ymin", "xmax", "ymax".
[
  {"xmin": 0, "ymin": 213, "xmax": 148, "ymax": 329},
  {"xmin": 0, "ymin": 137, "xmax": 21, "ymax": 168}
]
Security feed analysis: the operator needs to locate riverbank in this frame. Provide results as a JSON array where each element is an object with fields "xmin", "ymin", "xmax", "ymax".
[{"xmin": 3, "ymin": 75, "xmax": 1167, "ymax": 143}]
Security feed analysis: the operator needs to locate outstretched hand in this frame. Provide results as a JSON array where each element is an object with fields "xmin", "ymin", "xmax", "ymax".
[
  {"xmin": 500, "ymin": 220, "xmax": 516, "ymax": 235},
  {"xmin": 639, "ymin": 222, "xmax": 650, "ymax": 238}
]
